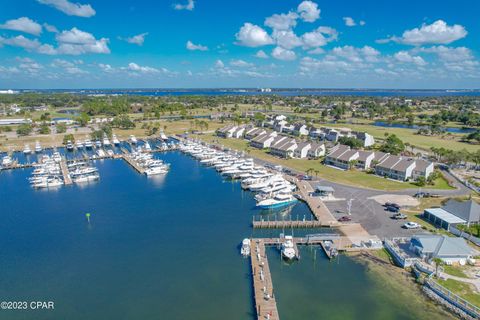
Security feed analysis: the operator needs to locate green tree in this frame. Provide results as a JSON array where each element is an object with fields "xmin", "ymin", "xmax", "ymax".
[
  {"xmin": 63, "ymin": 134, "xmax": 75, "ymax": 145},
  {"xmin": 76, "ymin": 112, "xmax": 91, "ymax": 127},
  {"xmin": 111, "ymin": 115, "xmax": 135, "ymax": 129},
  {"xmin": 39, "ymin": 123, "xmax": 51, "ymax": 134},
  {"xmin": 338, "ymin": 136, "xmax": 363, "ymax": 149},
  {"xmin": 380, "ymin": 134, "xmax": 405, "ymax": 155},
  {"xmin": 56, "ymin": 123, "xmax": 67, "ymax": 134},
  {"xmin": 16, "ymin": 123, "xmax": 32, "ymax": 136}
]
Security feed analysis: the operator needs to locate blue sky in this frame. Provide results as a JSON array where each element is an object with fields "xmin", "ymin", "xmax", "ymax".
[{"xmin": 0, "ymin": 0, "xmax": 479, "ymax": 89}]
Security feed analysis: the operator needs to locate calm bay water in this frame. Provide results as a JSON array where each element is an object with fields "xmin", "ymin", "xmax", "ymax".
[
  {"xmin": 374, "ymin": 121, "xmax": 476, "ymax": 134},
  {"xmin": 0, "ymin": 151, "xmax": 449, "ymax": 319}
]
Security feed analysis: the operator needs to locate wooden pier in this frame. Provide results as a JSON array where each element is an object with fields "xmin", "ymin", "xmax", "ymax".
[
  {"xmin": 253, "ymin": 218, "xmax": 325, "ymax": 229},
  {"xmin": 287, "ymin": 178, "xmax": 339, "ymax": 226},
  {"xmin": 59, "ymin": 159, "xmax": 73, "ymax": 185},
  {"xmin": 251, "ymin": 239, "xmax": 280, "ymax": 320},
  {"xmin": 120, "ymin": 154, "xmax": 145, "ymax": 174}
]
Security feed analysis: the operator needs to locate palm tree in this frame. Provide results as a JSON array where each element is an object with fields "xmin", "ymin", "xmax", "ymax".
[{"xmin": 433, "ymin": 258, "xmax": 443, "ymax": 278}]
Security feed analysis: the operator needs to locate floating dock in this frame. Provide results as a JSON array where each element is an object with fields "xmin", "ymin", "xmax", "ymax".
[
  {"xmin": 59, "ymin": 159, "xmax": 73, "ymax": 185},
  {"xmin": 287, "ymin": 178, "xmax": 339, "ymax": 226},
  {"xmin": 252, "ymin": 218, "xmax": 325, "ymax": 229},
  {"xmin": 251, "ymin": 239, "xmax": 280, "ymax": 320},
  {"xmin": 120, "ymin": 154, "xmax": 145, "ymax": 174}
]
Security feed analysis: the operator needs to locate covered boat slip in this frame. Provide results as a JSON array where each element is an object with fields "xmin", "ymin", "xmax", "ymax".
[{"xmin": 423, "ymin": 208, "xmax": 466, "ymax": 230}]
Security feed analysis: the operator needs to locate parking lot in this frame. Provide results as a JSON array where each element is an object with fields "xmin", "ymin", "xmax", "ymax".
[{"xmin": 309, "ymin": 179, "xmax": 428, "ymax": 238}]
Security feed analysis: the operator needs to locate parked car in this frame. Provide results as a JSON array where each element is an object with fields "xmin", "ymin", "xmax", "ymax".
[
  {"xmin": 386, "ymin": 206, "xmax": 400, "ymax": 213},
  {"xmin": 384, "ymin": 202, "xmax": 400, "ymax": 209},
  {"xmin": 403, "ymin": 221, "xmax": 421, "ymax": 229},
  {"xmin": 392, "ymin": 213, "xmax": 407, "ymax": 220},
  {"xmin": 338, "ymin": 216, "xmax": 352, "ymax": 222}
]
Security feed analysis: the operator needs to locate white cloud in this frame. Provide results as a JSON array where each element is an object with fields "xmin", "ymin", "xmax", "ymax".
[
  {"xmin": 127, "ymin": 62, "xmax": 159, "ymax": 73},
  {"xmin": 230, "ymin": 59, "xmax": 254, "ymax": 68},
  {"xmin": 56, "ymin": 27, "xmax": 95, "ymax": 44},
  {"xmin": 37, "ymin": 0, "xmax": 96, "ymax": 18},
  {"xmin": 272, "ymin": 29, "xmax": 303, "ymax": 49},
  {"xmin": 271, "ymin": 46, "xmax": 296, "ymax": 61},
  {"xmin": 394, "ymin": 51, "xmax": 427, "ymax": 66},
  {"xmin": 255, "ymin": 50, "xmax": 269, "ymax": 59},
  {"xmin": 173, "ymin": 0, "xmax": 194, "ymax": 11},
  {"xmin": 417, "ymin": 46, "xmax": 473, "ymax": 62},
  {"xmin": 99, "ymin": 63, "xmax": 114, "ymax": 72},
  {"xmin": 264, "ymin": 12, "xmax": 298, "ymax": 30},
  {"xmin": 16, "ymin": 57, "xmax": 43, "ymax": 74},
  {"xmin": 43, "ymin": 23, "xmax": 58, "ymax": 33},
  {"xmin": 0, "ymin": 35, "xmax": 43, "ymax": 50},
  {"xmin": 301, "ymin": 26, "xmax": 338, "ymax": 48},
  {"xmin": 330, "ymin": 45, "xmax": 380, "ymax": 63},
  {"xmin": 124, "ymin": 33, "xmax": 148, "ymax": 46},
  {"xmin": 297, "ymin": 1, "xmax": 320, "ymax": 23},
  {"xmin": 186, "ymin": 40, "xmax": 208, "ymax": 51},
  {"xmin": 359, "ymin": 20, "xmax": 366, "ymax": 26},
  {"xmin": 235, "ymin": 23, "xmax": 273, "ymax": 47},
  {"xmin": 215, "ymin": 60, "xmax": 225, "ymax": 68},
  {"xmin": 343, "ymin": 17, "xmax": 356, "ymax": 27},
  {"xmin": 382, "ymin": 20, "xmax": 467, "ymax": 46},
  {"xmin": 308, "ymin": 47, "xmax": 325, "ymax": 55},
  {"xmin": 51, "ymin": 58, "xmax": 87, "ymax": 74},
  {"xmin": 0, "ymin": 17, "xmax": 42, "ymax": 36},
  {"xmin": 54, "ymin": 27, "xmax": 110, "ymax": 55}
]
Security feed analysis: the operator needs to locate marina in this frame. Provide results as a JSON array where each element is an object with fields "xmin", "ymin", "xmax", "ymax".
[{"xmin": 0, "ymin": 138, "xmax": 456, "ymax": 320}]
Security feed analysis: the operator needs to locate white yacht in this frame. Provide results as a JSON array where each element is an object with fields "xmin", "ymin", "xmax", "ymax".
[
  {"xmin": 112, "ymin": 134, "xmax": 120, "ymax": 146},
  {"xmin": 129, "ymin": 135, "xmax": 137, "ymax": 144},
  {"xmin": 281, "ymin": 236, "xmax": 296, "ymax": 260},
  {"xmin": 145, "ymin": 166, "xmax": 168, "ymax": 176},
  {"xmin": 1, "ymin": 155, "xmax": 13, "ymax": 167},
  {"xmin": 23, "ymin": 144, "xmax": 32, "ymax": 154},
  {"xmin": 35, "ymin": 141, "xmax": 42, "ymax": 153},
  {"xmin": 52, "ymin": 152, "xmax": 62, "ymax": 163},
  {"xmin": 256, "ymin": 194, "xmax": 298, "ymax": 209},
  {"xmin": 240, "ymin": 238, "xmax": 251, "ymax": 256},
  {"xmin": 76, "ymin": 140, "xmax": 84, "ymax": 149},
  {"xmin": 103, "ymin": 136, "xmax": 111, "ymax": 147},
  {"xmin": 144, "ymin": 141, "xmax": 152, "ymax": 151},
  {"xmin": 95, "ymin": 140, "xmax": 102, "ymax": 148},
  {"xmin": 66, "ymin": 140, "xmax": 74, "ymax": 151},
  {"xmin": 84, "ymin": 139, "xmax": 93, "ymax": 149},
  {"xmin": 159, "ymin": 131, "xmax": 168, "ymax": 140}
]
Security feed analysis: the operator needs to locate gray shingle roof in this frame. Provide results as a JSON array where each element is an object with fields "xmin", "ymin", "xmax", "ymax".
[
  {"xmin": 412, "ymin": 235, "xmax": 474, "ymax": 258},
  {"xmin": 443, "ymin": 199, "xmax": 480, "ymax": 223}
]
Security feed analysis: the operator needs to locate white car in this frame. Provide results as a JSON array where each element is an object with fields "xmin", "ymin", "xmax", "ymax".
[{"xmin": 403, "ymin": 221, "xmax": 421, "ymax": 229}]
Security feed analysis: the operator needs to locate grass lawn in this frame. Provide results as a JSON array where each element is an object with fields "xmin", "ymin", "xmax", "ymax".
[
  {"xmin": 437, "ymin": 279, "xmax": 480, "ymax": 307},
  {"xmin": 198, "ymin": 134, "xmax": 454, "ymax": 191},
  {"xmin": 456, "ymin": 224, "xmax": 480, "ymax": 238},
  {"xmin": 442, "ymin": 265, "xmax": 469, "ymax": 278},
  {"xmin": 326, "ymin": 122, "xmax": 477, "ymax": 152}
]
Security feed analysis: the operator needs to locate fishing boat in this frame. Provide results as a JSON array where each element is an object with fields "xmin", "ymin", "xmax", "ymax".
[
  {"xmin": 144, "ymin": 141, "xmax": 152, "ymax": 151},
  {"xmin": 84, "ymin": 139, "xmax": 93, "ymax": 149},
  {"xmin": 103, "ymin": 135, "xmax": 111, "ymax": 146},
  {"xmin": 66, "ymin": 140, "xmax": 74, "ymax": 151},
  {"xmin": 256, "ymin": 193, "xmax": 298, "ymax": 209},
  {"xmin": 1, "ymin": 155, "xmax": 13, "ymax": 167},
  {"xmin": 23, "ymin": 144, "xmax": 32, "ymax": 154},
  {"xmin": 112, "ymin": 134, "xmax": 120, "ymax": 146},
  {"xmin": 35, "ymin": 141, "xmax": 42, "ymax": 153},
  {"xmin": 240, "ymin": 238, "xmax": 251, "ymax": 256},
  {"xmin": 281, "ymin": 236, "xmax": 296, "ymax": 260}
]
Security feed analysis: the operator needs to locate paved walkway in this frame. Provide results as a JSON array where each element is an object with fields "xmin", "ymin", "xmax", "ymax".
[{"xmin": 440, "ymin": 272, "xmax": 480, "ymax": 292}]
